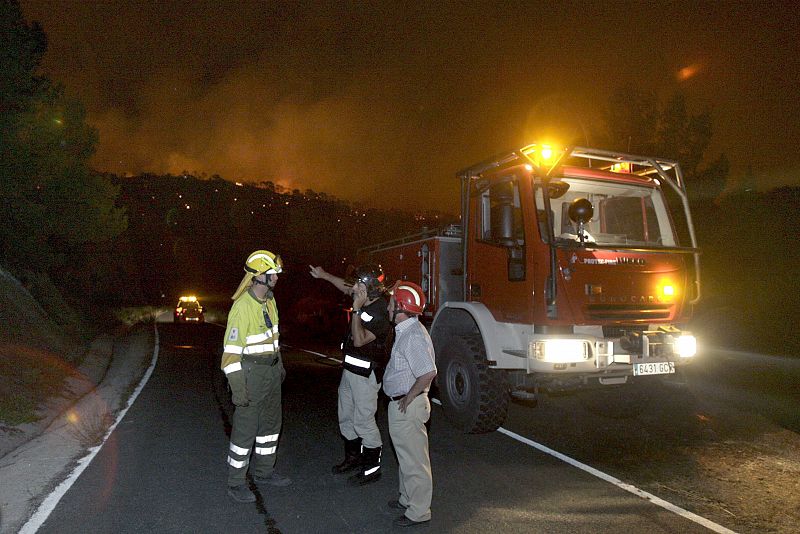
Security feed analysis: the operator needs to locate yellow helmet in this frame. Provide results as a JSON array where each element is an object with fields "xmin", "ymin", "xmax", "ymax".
[
  {"xmin": 244, "ymin": 250, "xmax": 283, "ymax": 275},
  {"xmin": 232, "ymin": 249, "xmax": 283, "ymax": 300}
]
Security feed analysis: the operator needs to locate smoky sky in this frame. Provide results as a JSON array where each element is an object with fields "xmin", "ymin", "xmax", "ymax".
[{"xmin": 20, "ymin": 0, "xmax": 800, "ymax": 212}]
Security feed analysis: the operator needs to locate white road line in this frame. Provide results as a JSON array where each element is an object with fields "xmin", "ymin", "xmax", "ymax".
[
  {"xmin": 19, "ymin": 325, "xmax": 161, "ymax": 534},
  {"xmin": 296, "ymin": 345, "xmax": 735, "ymax": 532},
  {"xmin": 289, "ymin": 345, "xmax": 343, "ymax": 364},
  {"xmin": 496, "ymin": 427, "xmax": 736, "ymax": 533},
  {"xmin": 431, "ymin": 396, "xmax": 735, "ymax": 533}
]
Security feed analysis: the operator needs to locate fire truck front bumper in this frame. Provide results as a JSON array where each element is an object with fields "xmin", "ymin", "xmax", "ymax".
[{"xmin": 524, "ymin": 332, "xmax": 697, "ymax": 376}]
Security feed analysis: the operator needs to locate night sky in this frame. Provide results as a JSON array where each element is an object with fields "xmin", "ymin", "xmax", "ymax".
[{"xmin": 20, "ymin": 0, "xmax": 800, "ymax": 212}]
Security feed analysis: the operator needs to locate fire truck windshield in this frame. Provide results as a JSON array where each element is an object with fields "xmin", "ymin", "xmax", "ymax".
[{"xmin": 535, "ymin": 178, "xmax": 678, "ymax": 247}]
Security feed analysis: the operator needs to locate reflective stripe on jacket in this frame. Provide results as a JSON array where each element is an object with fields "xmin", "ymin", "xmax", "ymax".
[
  {"xmin": 221, "ymin": 289, "xmax": 279, "ymax": 374},
  {"xmin": 341, "ymin": 298, "xmax": 391, "ymax": 377}
]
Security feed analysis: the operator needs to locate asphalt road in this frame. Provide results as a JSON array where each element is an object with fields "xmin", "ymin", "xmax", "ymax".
[
  {"xmin": 685, "ymin": 347, "xmax": 800, "ymax": 433},
  {"xmin": 34, "ymin": 323, "xmax": 714, "ymax": 534}
]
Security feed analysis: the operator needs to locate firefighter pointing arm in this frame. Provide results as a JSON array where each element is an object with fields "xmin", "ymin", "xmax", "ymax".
[
  {"xmin": 309, "ymin": 265, "xmax": 353, "ymax": 294},
  {"xmin": 308, "ymin": 265, "xmax": 376, "ymax": 347},
  {"xmin": 309, "ymin": 264, "xmax": 391, "ymax": 485}
]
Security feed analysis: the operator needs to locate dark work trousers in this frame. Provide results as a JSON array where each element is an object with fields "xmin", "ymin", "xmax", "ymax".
[{"xmin": 226, "ymin": 357, "xmax": 283, "ymax": 487}]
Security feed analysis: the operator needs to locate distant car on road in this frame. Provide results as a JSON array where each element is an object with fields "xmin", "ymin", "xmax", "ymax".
[{"xmin": 174, "ymin": 296, "xmax": 204, "ymax": 323}]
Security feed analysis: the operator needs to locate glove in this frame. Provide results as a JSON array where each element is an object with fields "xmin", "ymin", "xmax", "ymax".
[{"xmin": 227, "ymin": 370, "xmax": 249, "ymax": 407}]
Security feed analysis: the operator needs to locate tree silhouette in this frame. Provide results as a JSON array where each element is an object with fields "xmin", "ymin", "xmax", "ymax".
[
  {"xmin": 603, "ymin": 87, "xmax": 722, "ymax": 196},
  {"xmin": 0, "ymin": 1, "xmax": 126, "ymax": 298}
]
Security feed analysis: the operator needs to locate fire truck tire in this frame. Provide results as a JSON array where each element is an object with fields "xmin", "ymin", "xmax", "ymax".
[{"xmin": 438, "ymin": 334, "xmax": 508, "ymax": 433}]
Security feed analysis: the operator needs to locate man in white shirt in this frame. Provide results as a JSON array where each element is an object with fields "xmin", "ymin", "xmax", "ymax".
[{"xmin": 382, "ymin": 281, "xmax": 436, "ymax": 527}]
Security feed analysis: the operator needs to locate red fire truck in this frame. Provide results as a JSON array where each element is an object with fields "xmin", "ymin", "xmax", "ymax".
[{"xmin": 360, "ymin": 144, "xmax": 700, "ymax": 433}]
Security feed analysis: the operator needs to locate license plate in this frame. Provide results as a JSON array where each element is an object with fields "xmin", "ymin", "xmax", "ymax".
[{"xmin": 633, "ymin": 362, "xmax": 675, "ymax": 376}]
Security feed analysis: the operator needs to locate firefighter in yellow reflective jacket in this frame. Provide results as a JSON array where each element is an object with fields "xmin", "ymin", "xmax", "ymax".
[{"xmin": 222, "ymin": 250, "xmax": 291, "ymax": 503}]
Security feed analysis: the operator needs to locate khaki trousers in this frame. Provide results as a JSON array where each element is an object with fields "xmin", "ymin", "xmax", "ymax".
[
  {"xmin": 388, "ymin": 394, "xmax": 432, "ymax": 522},
  {"xmin": 337, "ymin": 369, "xmax": 382, "ymax": 448}
]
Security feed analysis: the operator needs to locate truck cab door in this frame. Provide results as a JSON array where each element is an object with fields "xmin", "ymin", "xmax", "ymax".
[{"xmin": 468, "ymin": 178, "xmax": 531, "ymax": 323}]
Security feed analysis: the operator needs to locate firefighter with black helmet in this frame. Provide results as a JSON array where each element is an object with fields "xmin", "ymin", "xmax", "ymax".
[
  {"xmin": 309, "ymin": 263, "xmax": 392, "ymax": 485},
  {"xmin": 223, "ymin": 250, "xmax": 291, "ymax": 503}
]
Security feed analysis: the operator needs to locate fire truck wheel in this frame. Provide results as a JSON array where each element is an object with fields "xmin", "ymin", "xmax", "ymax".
[{"xmin": 438, "ymin": 334, "xmax": 508, "ymax": 434}]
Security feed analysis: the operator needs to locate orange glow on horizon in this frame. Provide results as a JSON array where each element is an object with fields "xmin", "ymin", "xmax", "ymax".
[{"xmin": 677, "ymin": 63, "xmax": 701, "ymax": 81}]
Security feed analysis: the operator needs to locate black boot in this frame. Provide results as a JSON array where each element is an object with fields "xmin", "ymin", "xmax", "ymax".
[
  {"xmin": 348, "ymin": 445, "xmax": 381, "ymax": 486},
  {"xmin": 332, "ymin": 437, "xmax": 362, "ymax": 474}
]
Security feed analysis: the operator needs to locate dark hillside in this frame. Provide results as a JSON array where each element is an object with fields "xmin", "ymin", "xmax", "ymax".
[
  {"xmin": 691, "ymin": 187, "xmax": 800, "ymax": 356},
  {"xmin": 111, "ymin": 173, "xmax": 457, "ymax": 304}
]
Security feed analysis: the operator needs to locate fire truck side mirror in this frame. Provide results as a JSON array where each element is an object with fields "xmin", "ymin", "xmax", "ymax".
[
  {"xmin": 490, "ymin": 182, "xmax": 515, "ymax": 247},
  {"xmin": 548, "ymin": 180, "xmax": 570, "ymax": 199},
  {"xmin": 507, "ymin": 246, "xmax": 525, "ymax": 281}
]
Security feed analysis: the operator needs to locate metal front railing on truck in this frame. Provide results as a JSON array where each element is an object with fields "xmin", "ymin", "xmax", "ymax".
[{"xmin": 568, "ymin": 146, "xmax": 701, "ymax": 304}]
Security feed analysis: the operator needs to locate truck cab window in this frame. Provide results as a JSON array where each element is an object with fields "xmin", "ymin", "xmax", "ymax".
[
  {"xmin": 478, "ymin": 180, "xmax": 525, "ymax": 246},
  {"xmin": 601, "ymin": 196, "xmax": 660, "ymax": 244},
  {"xmin": 535, "ymin": 178, "xmax": 676, "ymax": 247}
]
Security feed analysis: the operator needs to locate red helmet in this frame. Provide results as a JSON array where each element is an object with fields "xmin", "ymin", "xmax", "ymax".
[{"xmin": 391, "ymin": 280, "xmax": 426, "ymax": 315}]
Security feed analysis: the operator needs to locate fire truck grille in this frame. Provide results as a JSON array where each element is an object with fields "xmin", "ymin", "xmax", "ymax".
[{"xmin": 586, "ymin": 304, "xmax": 672, "ymax": 321}]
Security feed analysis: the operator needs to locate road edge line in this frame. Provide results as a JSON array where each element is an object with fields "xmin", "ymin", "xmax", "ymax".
[
  {"xmin": 496, "ymin": 424, "xmax": 737, "ymax": 533},
  {"xmin": 291, "ymin": 346, "xmax": 342, "ymax": 364},
  {"xmin": 18, "ymin": 324, "xmax": 161, "ymax": 534},
  {"xmin": 427, "ymin": 398, "xmax": 735, "ymax": 533},
  {"xmin": 297, "ymin": 347, "xmax": 736, "ymax": 533}
]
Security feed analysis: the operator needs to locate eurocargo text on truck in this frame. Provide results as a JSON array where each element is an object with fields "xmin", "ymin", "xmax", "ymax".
[{"xmin": 359, "ymin": 144, "xmax": 700, "ymax": 433}]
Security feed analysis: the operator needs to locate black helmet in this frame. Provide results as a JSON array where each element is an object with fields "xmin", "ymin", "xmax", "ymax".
[{"xmin": 347, "ymin": 264, "xmax": 386, "ymax": 299}]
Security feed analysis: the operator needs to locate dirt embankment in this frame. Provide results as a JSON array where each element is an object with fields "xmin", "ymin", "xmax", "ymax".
[{"xmin": 0, "ymin": 267, "xmax": 87, "ymax": 450}]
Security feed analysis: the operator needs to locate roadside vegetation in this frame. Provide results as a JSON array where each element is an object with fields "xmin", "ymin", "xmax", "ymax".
[
  {"xmin": 0, "ymin": 352, "xmax": 72, "ymax": 426},
  {"xmin": 0, "ymin": 267, "xmax": 82, "ymax": 425}
]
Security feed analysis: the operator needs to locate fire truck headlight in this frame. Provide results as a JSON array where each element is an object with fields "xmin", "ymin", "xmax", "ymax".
[
  {"xmin": 676, "ymin": 335, "xmax": 697, "ymax": 358},
  {"xmin": 531, "ymin": 339, "xmax": 589, "ymax": 363}
]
